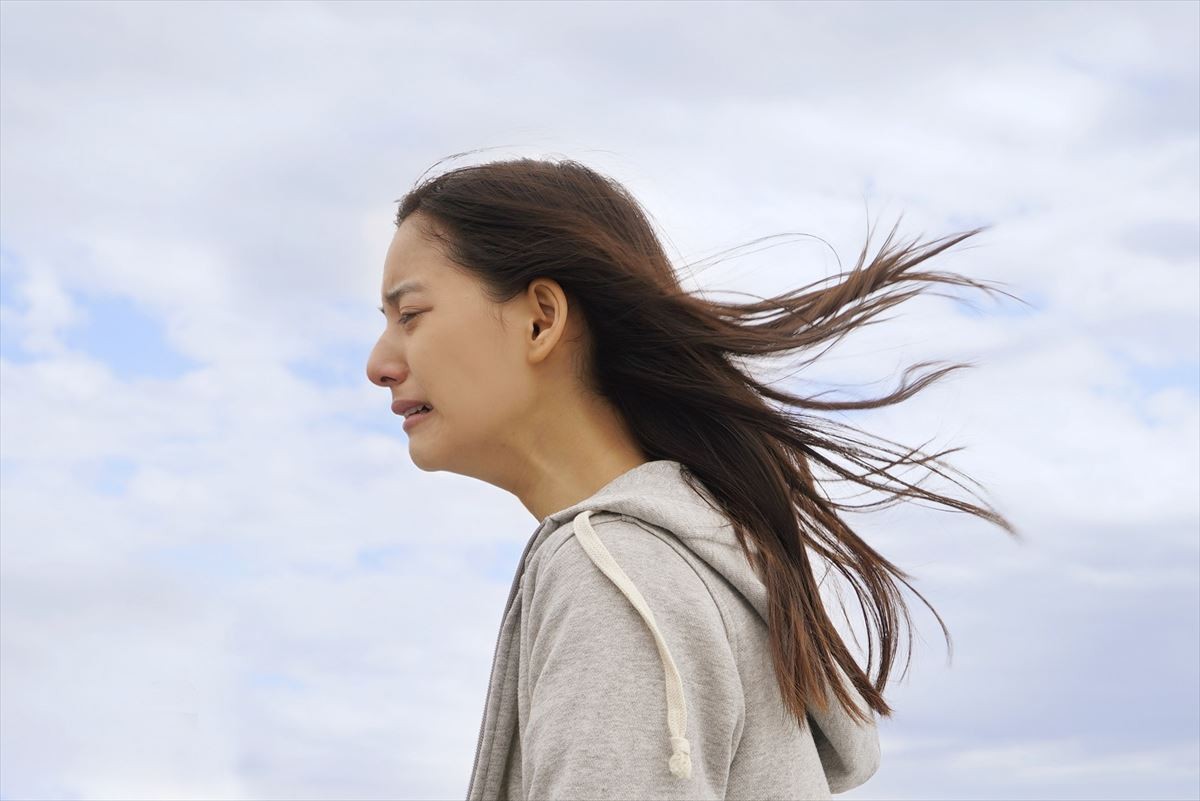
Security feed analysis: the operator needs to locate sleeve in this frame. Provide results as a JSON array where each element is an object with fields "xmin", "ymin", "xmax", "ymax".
[{"xmin": 523, "ymin": 516, "xmax": 745, "ymax": 801}]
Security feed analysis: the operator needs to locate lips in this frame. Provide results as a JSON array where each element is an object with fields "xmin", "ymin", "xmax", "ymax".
[{"xmin": 391, "ymin": 398, "xmax": 430, "ymax": 416}]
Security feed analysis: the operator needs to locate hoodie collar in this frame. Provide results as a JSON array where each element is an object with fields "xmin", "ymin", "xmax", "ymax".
[{"xmin": 529, "ymin": 459, "xmax": 770, "ymax": 621}]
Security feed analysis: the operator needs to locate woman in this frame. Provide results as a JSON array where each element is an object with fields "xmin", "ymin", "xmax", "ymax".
[{"xmin": 366, "ymin": 155, "xmax": 1023, "ymax": 800}]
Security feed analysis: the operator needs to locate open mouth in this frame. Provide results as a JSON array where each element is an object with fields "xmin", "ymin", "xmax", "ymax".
[{"xmin": 402, "ymin": 405, "xmax": 435, "ymax": 431}]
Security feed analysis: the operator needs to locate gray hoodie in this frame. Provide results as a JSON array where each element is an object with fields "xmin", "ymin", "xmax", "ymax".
[{"xmin": 465, "ymin": 459, "xmax": 881, "ymax": 800}]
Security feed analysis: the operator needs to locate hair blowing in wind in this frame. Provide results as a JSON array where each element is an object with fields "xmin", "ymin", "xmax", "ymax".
[{"xmin": 393, "ymin": 153, "xmax": 1027, "ymax": 729}]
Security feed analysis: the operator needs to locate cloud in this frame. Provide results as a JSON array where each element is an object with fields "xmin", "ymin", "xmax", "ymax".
[{"xmin": 1, "ymin": 1, "xmax": 1196, "ymax": 798}]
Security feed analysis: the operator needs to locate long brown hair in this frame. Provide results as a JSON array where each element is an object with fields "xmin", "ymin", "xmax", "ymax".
[{"xmin": 393, "ymin": 152, "xmax": 1026, "ymax": 728}]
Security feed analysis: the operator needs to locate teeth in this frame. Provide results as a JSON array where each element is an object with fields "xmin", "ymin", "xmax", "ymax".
[{"xmin": 404, "ymin": 404, "xmax": 431, "ymax": 418}]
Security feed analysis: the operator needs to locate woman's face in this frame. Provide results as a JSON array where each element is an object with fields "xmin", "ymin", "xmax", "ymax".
[
  {"xmin": 366, "ymin": 214, "xmax": 654, "ymax": 518},
  {"xmin": 365, "ymin": 216, "xmax": 552, "ymax": 476}
]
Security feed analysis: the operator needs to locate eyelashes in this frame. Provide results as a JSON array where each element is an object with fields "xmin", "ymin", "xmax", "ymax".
[{"xmin": 398, "ymin": 310, "xmax": 423, "ymax": 326}]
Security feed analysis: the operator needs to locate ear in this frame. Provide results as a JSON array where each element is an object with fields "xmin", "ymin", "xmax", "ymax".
[{"xmin": 525, "ymin": 278, "xmax": 570, "ymax": 364}]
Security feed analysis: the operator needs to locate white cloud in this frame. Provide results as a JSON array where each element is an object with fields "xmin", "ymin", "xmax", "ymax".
[{"xmin": 1, "ymin": 1, "xmax": 1196, "ymax": 799}]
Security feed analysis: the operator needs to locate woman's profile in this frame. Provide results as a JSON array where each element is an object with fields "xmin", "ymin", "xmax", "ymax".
[{"xmin": 365, "ymin": 154, "xmax": 1025, "ymax": 800}]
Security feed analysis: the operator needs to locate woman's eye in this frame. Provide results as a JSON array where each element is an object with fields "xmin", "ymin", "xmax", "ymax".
[{"xmin": 397, "ymin": 310, "xmax": 422, "ymax": 326}]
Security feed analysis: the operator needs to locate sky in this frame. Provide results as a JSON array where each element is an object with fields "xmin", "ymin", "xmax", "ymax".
[{"xmin": 0, "ymin": 1, "xmax": 1197, "ymax": 799}]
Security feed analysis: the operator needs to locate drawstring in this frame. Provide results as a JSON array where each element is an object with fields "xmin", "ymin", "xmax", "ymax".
[{"xmin": 572, "ymin": 510, "xmax": 693, "ymax": 780}]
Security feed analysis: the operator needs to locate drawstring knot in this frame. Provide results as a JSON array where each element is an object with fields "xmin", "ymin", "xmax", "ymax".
[{"xmin": 668, "ymin": 735, "xmax": 692, "ymax": 778}]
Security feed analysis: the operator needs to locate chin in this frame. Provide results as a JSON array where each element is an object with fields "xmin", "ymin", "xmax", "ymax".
[
  {"xmin": 407, "ymin": 437, "xmax": 447, "ymax": 472},
  {"xmin": 407, "ymin": 446, "xmax": 433, "ymax": 469}
]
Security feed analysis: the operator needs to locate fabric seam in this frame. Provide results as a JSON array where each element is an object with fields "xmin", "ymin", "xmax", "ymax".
[
  {"xmin": 616, "ymin": 515, "xmax": 749, "ymax": 761},
  {"xmin": 618, "ymin": 515, "xmax": 743, "ymax": 665}
]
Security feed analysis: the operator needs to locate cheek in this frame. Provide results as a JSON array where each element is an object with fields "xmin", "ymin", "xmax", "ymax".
[{"xmin": 443, "ymin": 336, "xmax": 530, "ymax": 422}]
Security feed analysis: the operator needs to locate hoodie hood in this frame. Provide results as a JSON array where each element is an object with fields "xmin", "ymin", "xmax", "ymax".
[{"xmin": 517, "ymin": 458, "xmax": 881, "ymax": 793}]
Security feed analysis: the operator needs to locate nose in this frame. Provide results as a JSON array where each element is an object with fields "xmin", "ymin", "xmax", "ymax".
[{"xmin": 366, "ymin": 338, "xmax": 404, "ymax": 388}]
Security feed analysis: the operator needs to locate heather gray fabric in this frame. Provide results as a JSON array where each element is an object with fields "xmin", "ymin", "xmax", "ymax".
[{"xmin": 465, "ymin": 459, "xmax": 881, "ymax": 800}]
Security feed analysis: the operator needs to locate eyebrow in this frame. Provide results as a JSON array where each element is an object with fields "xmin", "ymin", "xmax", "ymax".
[{"xmin": 377, "ymin": 279, "xmax": 428, "ymax": 314}]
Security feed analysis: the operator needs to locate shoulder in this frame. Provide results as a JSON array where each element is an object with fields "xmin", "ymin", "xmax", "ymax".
[
  {"xmin": 536, "ymin": 511, "xmax": 688, "ymax": 589},
  {"xmin": 531, "ymin": 512, "xmax": 735, "ymax": 648}
]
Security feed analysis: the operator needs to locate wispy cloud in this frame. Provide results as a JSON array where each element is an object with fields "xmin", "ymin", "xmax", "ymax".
[{"xmin": 2, "ymin": 1, "xmax": 1196, "ymax": 799}]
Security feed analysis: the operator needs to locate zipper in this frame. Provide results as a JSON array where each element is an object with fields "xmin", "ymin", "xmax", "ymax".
[{"xmin": 466, "ymin": 517, "xmax": 553, "ymax": 800}]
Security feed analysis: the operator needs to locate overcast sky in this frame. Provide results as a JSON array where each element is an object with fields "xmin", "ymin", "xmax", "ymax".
[{"xmin": 1, "ymin": 1, "xmax": 1197, "ymax": 799}]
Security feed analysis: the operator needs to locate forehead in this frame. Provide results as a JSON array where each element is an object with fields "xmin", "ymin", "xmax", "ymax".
[
  {"xmin": 384, "ymin": 219, "xmax": 439, "ymax": 276},
  {"xmin": 380, "ymin": 221, "xmax": 441, "ymax": 305}
]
